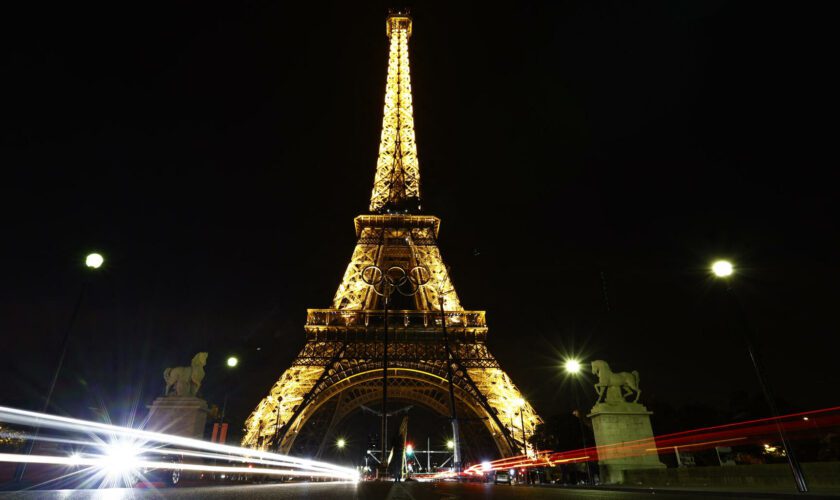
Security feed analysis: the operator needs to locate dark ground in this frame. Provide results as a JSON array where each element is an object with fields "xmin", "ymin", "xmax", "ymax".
[{"xmin": 0, "ymin": 482, "xmax": 829, "ymax": 500}]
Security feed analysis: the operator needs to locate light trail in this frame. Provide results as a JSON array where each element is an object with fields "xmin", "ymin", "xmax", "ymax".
[
  {"xmin": 0, "ymin": 405, "xmax": 359, "ymax": 484},
  {"xmin": 453, "ymin": 406, "xmax": 840, "ymax": 478},
  {"xmin": 0, "ymin": 453, "xmax": 354, "ymax": 480}
]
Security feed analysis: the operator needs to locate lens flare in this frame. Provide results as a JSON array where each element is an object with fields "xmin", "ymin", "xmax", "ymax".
[
  {"xmin": 712, "ymin": 260, "xmax": 733, "ymax": 277},
  {"xmin": 0, "ymin": 404, "xmax": 359, "ymax": 485}
]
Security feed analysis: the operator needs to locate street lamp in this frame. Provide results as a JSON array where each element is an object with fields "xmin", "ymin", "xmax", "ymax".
[
  {"xmin": 431, "ymin": 280, "xmax": 462, "ymax": 472},
  {"xmin": 711, "ymin": 259, "xmax": 807, "ymax": 492},
  {"xmin": 514, "ymin": 397, "xmax": 527, "ymax": 456},
  {"xmin": 563, "ymin": 358, "xmax": 592, "ymax": 485},
  {"xmin": 17, "ymin": 251, "xmax": 104, "ymax": 482},
  {"xmin": 85, "ymin": 253, "xmax": 104, "ymax": 269},
  {"xmin": 337, "ymin": 438, "xmax": 346, "ymax": 449},
  {"xmin": 362, "ymin": 265, "xmax": 429, "ymax": 478},
  {"xmin": 711, "ymin": 259, "xmax": 733, "ymax": 278},
  {"xmin": 220, "ymin": 356, "xmax": 239, "ymax": 424}
]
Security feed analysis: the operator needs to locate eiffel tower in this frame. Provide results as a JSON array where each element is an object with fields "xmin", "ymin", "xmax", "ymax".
[{"xmin": 243, "ymin": 11, "xmax": 542, "ymax": 461}]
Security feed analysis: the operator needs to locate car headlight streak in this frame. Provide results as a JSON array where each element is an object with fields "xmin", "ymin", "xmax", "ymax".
[{"xmin": 0, "ymin": 405, "xmax": 358, "ymax": 482}]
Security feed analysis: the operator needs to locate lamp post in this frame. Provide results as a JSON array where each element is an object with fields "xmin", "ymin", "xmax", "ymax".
[
  {"xmin": 563, "ymin": 358, "xmax": 592, "ymax": 486},
  {"xmin": 711, "ymin": 259, "xmax": 807, "ymax": 493},
  {"xmin": 16, "ymin": 252, "xmax": 105, "ymax": 482},
  {"xmin": 514, "ymin": 397, "xmax": 530, "ymax": 484},
  {"xmin": 219, "ymin": 356, "xmax": 239, "ymax": 424},
  {"xmin": 514, "ymin": 397, "xmax": 527, "ymax": 456},
  {"xmin": 434, "ymin": 284, "xmax": 462, "ymax": 472},
  {"xmin": 362, "ymin": 265, "xmax": 428, "ymax": 478}
]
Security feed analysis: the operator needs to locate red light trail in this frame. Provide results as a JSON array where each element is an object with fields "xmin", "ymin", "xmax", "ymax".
[{"xmin": 456, "ymin": 406, "xmax": 840, "ymax": 477}]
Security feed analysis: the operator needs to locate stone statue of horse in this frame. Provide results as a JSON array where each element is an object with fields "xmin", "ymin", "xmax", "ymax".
[
  {"xmin": 591, "ymin": 359, "xmax": 641, "ymax": 403},
  {"xmin": 164, "ymin": 352, "xmax": 207, "ymax": 397}
]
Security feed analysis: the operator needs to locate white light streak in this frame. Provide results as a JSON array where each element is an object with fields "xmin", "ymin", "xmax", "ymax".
[{"xmin": 0, "ymin": 405, "xmax": 358, "ymax": 481}]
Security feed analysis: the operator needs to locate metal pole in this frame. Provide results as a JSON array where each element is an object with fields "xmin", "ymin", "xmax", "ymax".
[
  {"xmin": 362, "ymin": 265, "xmax": 428, "ymax": 479},
  {"xmin": 381, "ymin": 291, "xmax": 389, "ymax": 477},
  {"xmin": 16, "ymin": 280, "xmax": 88, "ymax": 482},
  {"xmin": 520, "ymin": 409, "xmax": 529, "ymax": 484},
  {"xmin": 427, "ymin": 436, "xmax": 430, "ymax": 472},
  {"xmin": 220, "ymin": 393, "xmax": 229, "ymax": 423},
  {"xmin": 725, "ymin": 283, "xmax": 807, "ymax": 493},
  {"xmin": 439, "ymin": 296, "xmax": 461, "ymax": 472},
  {"xmin": 573, "ymin": 384, "xmax": 592, "ymax": 485}
]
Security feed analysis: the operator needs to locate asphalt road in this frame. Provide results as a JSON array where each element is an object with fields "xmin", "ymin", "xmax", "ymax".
[{"xmin": 0, "ymin": 481, "xmax": 795, "ymax": 499}]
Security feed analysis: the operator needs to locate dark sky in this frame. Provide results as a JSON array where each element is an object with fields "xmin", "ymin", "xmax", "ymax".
[{"xmin": 2, "ymin": 1, "xmax": 837, "ymax": 449}]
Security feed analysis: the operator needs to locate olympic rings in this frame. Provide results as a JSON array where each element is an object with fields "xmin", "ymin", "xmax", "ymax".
[{"xmin": 362, "ymin": 265, "xmax": 430, "ymax": 297}]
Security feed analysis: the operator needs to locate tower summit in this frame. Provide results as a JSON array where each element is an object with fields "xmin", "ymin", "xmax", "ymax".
[{"xmin": 370, "ymin": 10, "xmax": 420, "ymax": 214}]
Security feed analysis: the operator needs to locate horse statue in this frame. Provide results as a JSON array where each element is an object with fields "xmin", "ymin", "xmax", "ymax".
[
  {"xmin": 591, "ymin": 359, "xmax": 641, "ymax": 403},
  {"xmin": 164, "ymin": 352, "xmax": 208, "ymax": 397}
]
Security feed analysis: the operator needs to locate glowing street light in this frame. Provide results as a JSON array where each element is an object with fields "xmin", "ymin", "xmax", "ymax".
[
  {"xmin": 711, "ymin": 259, "xmax": 733, "ymax": 278},
  {"xmin": 446, "ymin": 440, "xmax": 454, "ymax": 450},
  {"xmin": 564, "ymin": 359, "xmax": 582, "ymax": 374},
  {"xmin": 219, "ymin": 356, "xmax": 240, "ymax": 425},
  {"xmin": 85, "ymin": 253, "xmax": 104, "ymax": 269},
  {"xmin": 711, "ymin": 259, "xmax": 807, "ymax": 492},
  {"xmin": 562, "ymin": 356, "xmax": 591, "ymax": 485},
  {"xmin": 336, "ymin": 438, "xmax": 346, "ymax": 449},
  {"xmin": 17, "ymin": 249, "xmax": 106, "ymax": 482}
]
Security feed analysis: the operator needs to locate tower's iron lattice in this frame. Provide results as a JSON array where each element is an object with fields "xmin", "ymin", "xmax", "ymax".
[{"xmin": 243, "ymin": 11, "xmax": 542, "ymax": 459}]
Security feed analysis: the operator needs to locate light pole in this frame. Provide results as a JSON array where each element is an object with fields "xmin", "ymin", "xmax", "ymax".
[
  {"xmin": 219, "ymin": 356, "xmax": 239, "ymax": 424},
  {"xmin": 434, "ymin": 284, "xmax": 462, "ymax": 472},
  {"xmin": 362, "ymin": 265, "xmax": 428, "ymax": 478},
  {"xmin": 711, "ymin": 259, "xmax": 807, "ymax": 493},
  {"xmin": 563, "ymin": 358, "xmax": 592, "ymax": 486},
  {"xmin": 514, "ymin": 397, "xmax": 530, "ymax": 485},
  {"xmin": 16, "ymin": 252, "xmax": 104, "ymax": 482},
  {"xmin": 514, "ymin": 397, "xmax": 527, "ymax": 456}
]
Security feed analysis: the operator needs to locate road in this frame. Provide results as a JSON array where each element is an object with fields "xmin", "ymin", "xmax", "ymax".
[{"xmin": 0, "ymin": 481, "xmax": 795, "ymax": 499}]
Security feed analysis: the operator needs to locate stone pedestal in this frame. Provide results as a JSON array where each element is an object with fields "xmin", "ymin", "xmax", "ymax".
[
  {"xmin": 145, "ymin": 396, "xmax": 208, "ymax": 439},
  {"xmin": 588, "ymin": 401, "xmax": 665, "ymax": 484}
]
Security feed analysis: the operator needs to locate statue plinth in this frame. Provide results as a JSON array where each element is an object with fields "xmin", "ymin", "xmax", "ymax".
[
  {"xmin": 145, "ymin": 396, "xmax": 208, "ymax": 439},
  {"xmin": 588, "ymin": 401, "xmax": 665, "ymax": 484}
]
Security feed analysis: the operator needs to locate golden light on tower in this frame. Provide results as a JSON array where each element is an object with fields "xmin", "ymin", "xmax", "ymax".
[
  {"xmin": 369, "ymin": 11, "xmax": 420, "ymax": 213},
  {"xmin": 241, "ymin": 12, "xmax": 544, "ymax": 460}
]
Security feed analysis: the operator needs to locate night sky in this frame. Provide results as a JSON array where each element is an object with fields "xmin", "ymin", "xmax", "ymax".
[{"xmin": 2, "ymin": 1, "xmax": 837, "ymax": 454}]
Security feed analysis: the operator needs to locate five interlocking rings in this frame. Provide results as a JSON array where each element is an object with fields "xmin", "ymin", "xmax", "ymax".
[{"xmin": 362, "ymin": 265, "xmax": 431, "ymax": 297}]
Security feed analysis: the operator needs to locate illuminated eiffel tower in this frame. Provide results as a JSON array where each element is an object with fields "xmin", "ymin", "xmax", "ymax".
[{"xmin": 243, "ymin": 11, "xmax": 542, "ymax": 460}]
